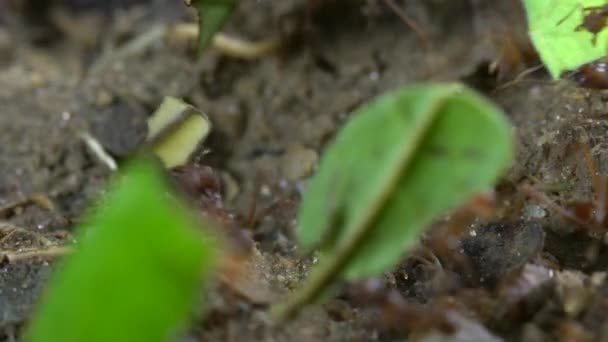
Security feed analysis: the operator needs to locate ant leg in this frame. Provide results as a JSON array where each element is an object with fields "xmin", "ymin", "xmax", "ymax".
[
  {"xmin": 519, "ymin": 183, "xmax": 592, "ymax": 228},
  {"xmin": 581, "ymin": 143, "xmax": 608, "ymax": 224},
  {"xmin": 581, "ymin": 6, "xmax": 608, "ymax": 13},
  {"xmin": 382, "ymin": 0, "xmax": 428, "ymax": 42},
  {"xmin": 408, "ymin": 247, "xmax": 443, "ymax": 270}
]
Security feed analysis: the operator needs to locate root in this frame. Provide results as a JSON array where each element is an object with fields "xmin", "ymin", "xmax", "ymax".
[{"xmin": 169, "ymin": 23, "xmax": 280, "ymax": 59}]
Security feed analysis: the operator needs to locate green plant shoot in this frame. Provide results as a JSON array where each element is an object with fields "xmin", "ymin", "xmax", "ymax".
[
  {"xmin": 24, "ymin": 158, "xmax": 216, "ymax": 342},
  {"xmin": 523, "ymin": 0, "xmax": 608, "ymax": 78},
  {"xmin": 272, "ymin": 83, "xmax": 514, "ymax": 320},
  {"xmin": 187, "ymin": 0, "xmax": 238, "ymax": 52}
]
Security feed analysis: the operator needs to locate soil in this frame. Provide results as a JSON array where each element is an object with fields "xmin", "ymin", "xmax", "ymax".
[{"xmin": 2, "ymin": 0, "xmax": 608, "ymax": 341}]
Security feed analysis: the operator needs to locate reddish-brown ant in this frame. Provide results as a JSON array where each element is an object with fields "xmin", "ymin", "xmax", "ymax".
[
  {"xmin": 171, "ymin": 163, "xmax": 297, "ymax": 251},
  {"xmin": 171, "ymin": 164, "xmax": 254, "ymax": 256},
  {"xmin": 521, "ymin": 141, "xmax": 608, "ymax": 235},
  {"xmin": 562, "ymin": 56, "xmax": 608, "ymax": 89},
  {"xmin": 577, "ymin": 3, "xmax": 608, "ymax": 45},
  {"xmin": 171, "ymin": 163, "xmax": 299, "ymax": 305},
  {"xmin": 497, "ymin": 58, "xmax": 608, "ymax": 91},
  {"xmin": 559, "ymin": 2, "xmax": 608, "ymax": 46},
  {"xmin": 348, "ymin": 278, "xmax": 456, "ymax": 334},
  {"xmin": 172, "ymin": 164, "xmax": 224, "ymax": 210}
]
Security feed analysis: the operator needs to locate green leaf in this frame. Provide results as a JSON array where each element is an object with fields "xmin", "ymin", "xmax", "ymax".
[
  {"xmin": 24, "ymin": 159, "xmax": 216, "ymax": 342},
  {"xmin": 190, "ymin": 0, "xmax": 238, "ymax": 53},
  {"xmin": 522, "ymin": 0, "xmax": 608, "ymax": 78},
  {"xmin": 272, "ymin": 83, "xmax": 514, "ymax": 319}
]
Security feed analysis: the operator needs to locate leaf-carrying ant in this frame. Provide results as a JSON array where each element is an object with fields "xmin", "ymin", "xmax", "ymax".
[{"xmin": 559, "ymin": 3, "xmax": 608, "ymax": 46}]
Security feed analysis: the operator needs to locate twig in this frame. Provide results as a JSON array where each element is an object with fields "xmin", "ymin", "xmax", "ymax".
[
  {"xmin": 88, "ymin": 24, "xmax": 168, "ymax": 75},
  {"xmin": 1, "ymin": 246, "xmax": 72, "ymax": 264},
  {"xmin": 0, "ymin": 223, "xmax": 55, "ymax": 247},
  {"xmin": 0, "ymin": 193, "xmax": 57, "ymax": 216},
  {"xmin": 0, "ymin": 198, "xmax": 30, "ymax": 216},
  {"xmin": 79, "ymin": 131, "xmax": 118, "ymax": 171}
]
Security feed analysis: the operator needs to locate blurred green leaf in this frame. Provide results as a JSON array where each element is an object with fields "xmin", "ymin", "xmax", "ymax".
[
  {"xmin": 273, "ymin": 83, "xmax": 514, "ymax": 319},
  {"xmin": 522, "ymin": 0, "xmax": 608, "ymax": 78},
  {"xmin": 189, "ymin": 0, "xmax": 238, "ymax": 53},
  {"xmin": 25, "ymin": 159, "xmax": 216, "ymax": 342}
]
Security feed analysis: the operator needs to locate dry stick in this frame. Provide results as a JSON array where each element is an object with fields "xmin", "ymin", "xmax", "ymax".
[
  {"xmin": 79, "ymin": 131, "xmax": 118, "ymax": 171},
  {"xmin": 382, "ymin": 0, "xmax": 429, "ymax": 42},
  {"xmin": 0, "ymin": 193, "xmax": 56, "ymax": 216},
  {"xmin": 0, "ymin": 221, "xmax": 57, "ymax": 246},
  {"xmin": 88, "ymin": 24, "xmax": 168, "ymax": 75},
  {"xmin": 2, "ymin": 246, "xmax": 72, "ymax": 264},
  {"xmin": 0, "ymin": 228, "xmax": 53, "ymax": 247},
  {"xmin": 0, "ymin": 198, "xmax": 30, "ymax": 216}
]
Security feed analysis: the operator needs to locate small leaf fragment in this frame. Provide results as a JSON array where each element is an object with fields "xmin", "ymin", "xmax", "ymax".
[
  {"xmin": 522, "ymin": 0, "xmax": 608, "ymax": 78},
  {"xmin": 147, "ymin": 96, "xmax": 211, "ymax": 168},
  {"xmin": 25, "ymin": 159, "xmax": 216, "ymax": 342},
  {"xmin": 273, "ymin": 83, "xmax": 514, "ymax": 320}
]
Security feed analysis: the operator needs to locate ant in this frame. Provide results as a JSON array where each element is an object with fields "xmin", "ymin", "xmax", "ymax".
[
  {"xmin": 559, "ymin": 2, "xmax": 608, "ymax": 46},
  {"xmin": 348, "ymin": 278, "xmax": 456, "ymax": 334},
  {"xmin": 567, "ymin": 56, "xmax": 608, "ymax": 89},
  {"xmin": 171, "ymin": 163, "xmax": 254, "ymax": 256},
  {"xmin": 171, "ymin": 163, "xmax": 298, "ymax": 253},
  {"xmin": 521, "ymin": 141, "xmax": 608, "ymax": 235},
  {"xmin": 172, "ymin": 163, "xmax": 299, "ymax": 304}
]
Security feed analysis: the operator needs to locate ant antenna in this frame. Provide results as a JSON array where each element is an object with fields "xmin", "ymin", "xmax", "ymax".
[
  {"xmin": 382, "ymin": 0, "xmax": 428, "ymax": 42},
  {"xmin": 493, "ymin": 64, "xmax": 548, "ymax": 91},
  {"xmin": 519, "ymin": 183, "xmax": 591, "ymax": 228}
]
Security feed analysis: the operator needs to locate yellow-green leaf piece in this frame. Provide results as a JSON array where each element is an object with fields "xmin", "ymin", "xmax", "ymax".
[
  {"xmin": 147, "ymin": 96, "xmax": 211, "ymax": 168},
  {"xmin": 272, "ymin": 83, "xmax": 514, "ymax": 320},
  {"xmin": 523, "ymin": 0, "xmax": 608, "ymax": 78}
]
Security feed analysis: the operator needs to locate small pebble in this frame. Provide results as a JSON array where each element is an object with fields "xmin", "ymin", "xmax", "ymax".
[
  {"xmin": 281, "ymin": 143, "xmax": 318, "ymax": 181},
  {"xmin": 95, "ymin": 90, "xmax": 114, "ymax": 107},
  {"xmin": 30, "ymin": 73, "xmax": 46, "ymax": 88}
]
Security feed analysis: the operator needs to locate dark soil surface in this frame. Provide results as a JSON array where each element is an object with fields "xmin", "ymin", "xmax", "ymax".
[{"xmin": 2, "ymin": 0, "xmax": 608, "ymax": 341}]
